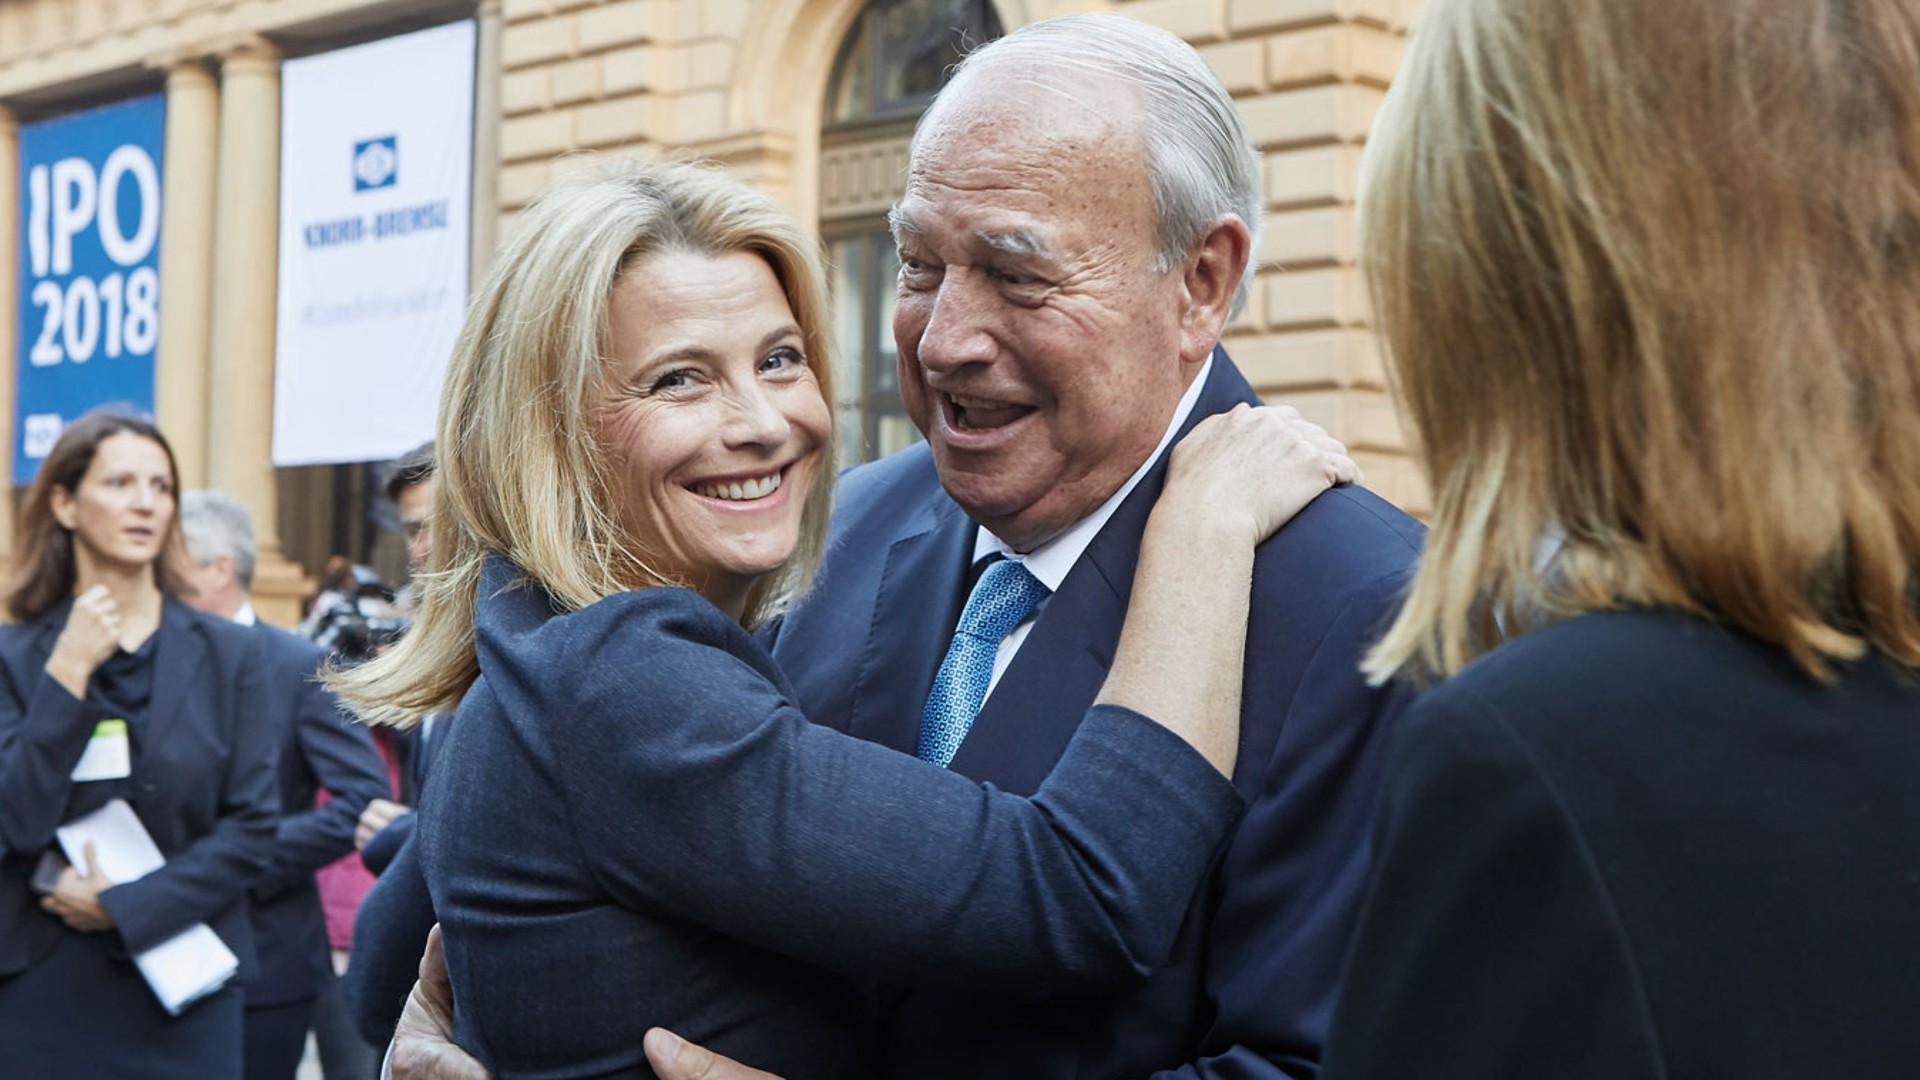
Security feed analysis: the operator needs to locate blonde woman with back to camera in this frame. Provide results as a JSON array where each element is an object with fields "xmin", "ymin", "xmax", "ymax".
[{"xmin": 1321, "ymin": 0, "xmax": 1920, "ymax": 1077}]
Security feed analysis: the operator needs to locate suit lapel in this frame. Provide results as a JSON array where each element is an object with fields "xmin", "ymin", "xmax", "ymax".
[
  {"xmin": 847, "ymin": 498, "xmax": 976, "ymax": 754},
  {"xmin": 3, "ymin": 602, "xmax": 75, "ymax": 701},
  {"xmin": 21, "ymin": 606, "xmax": 66, "ymax": 684},
  {"xmin": 946, "ymin": 349, "xmax": 1261, "ymax": 793},
  {"xmin": 145, "ymin": 599, "xmax": 208, "ymax": 757},
  {"xmin": 947, "ymin": 556, "xmax": 1125, "ymax": 795}
]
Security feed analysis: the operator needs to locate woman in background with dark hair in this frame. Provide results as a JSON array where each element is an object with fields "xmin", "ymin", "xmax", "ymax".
[
  {"xmin": 1324, "ymin": 0, "xmax": 1920, "ymax": 1076},
  {"xmin": 0, "ymin": 410, "xmax": 280, "ymax": 1078}
]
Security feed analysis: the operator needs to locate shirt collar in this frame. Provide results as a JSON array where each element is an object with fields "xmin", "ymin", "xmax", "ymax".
[
  {"xmin": 233, "ymin": 601, "xmax": 258, "ymax": 627},
  {"xmin": 972, "ymin": 352, "xmax": 1214, "ymax": 591}
]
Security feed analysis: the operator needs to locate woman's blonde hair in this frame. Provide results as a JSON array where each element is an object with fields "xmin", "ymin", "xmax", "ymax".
[
  {"xmin": 1360, "ymin": 0, "xmax": 1920, "ymax": 683},
  {"xmin": 334, "ymin": 158, "xmax": 838, "ymax": 726}
]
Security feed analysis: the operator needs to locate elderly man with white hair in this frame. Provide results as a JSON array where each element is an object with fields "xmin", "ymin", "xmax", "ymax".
[{"xmin": 389, "ymin": 13, "xmax": 1421, "ymax": 1079}]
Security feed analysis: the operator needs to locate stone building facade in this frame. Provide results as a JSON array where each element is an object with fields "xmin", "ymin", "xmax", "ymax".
[{"xmin": 0, "ymin": 0, "xmax": 1424, "ymax": 623}]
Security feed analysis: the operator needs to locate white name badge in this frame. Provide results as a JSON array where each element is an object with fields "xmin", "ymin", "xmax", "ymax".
[{"xmin": 70, "ymin": 719, "xmax": 132, "ymax": 782}]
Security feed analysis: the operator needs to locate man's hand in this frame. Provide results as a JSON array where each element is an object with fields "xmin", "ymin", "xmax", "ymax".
[
  {"xmin": 40, "ymin": 841, "xmax": 114, "ymax": 932},
  {"xmin": 389, "ymin": 925, "xmax": 491, "ymax": 1080},
  {"xmin": 357, "ymin": 798, "xmax": 412, "ymax": 851},
  {"xmin": 643, "ymin": 1030, "xmax": 785, "ymax": 1080}
]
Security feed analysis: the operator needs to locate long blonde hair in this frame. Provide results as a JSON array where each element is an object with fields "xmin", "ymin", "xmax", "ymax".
[
  {"xmin": 1360, "ymin": 0, "xmax": 1920, "ymax": 683},
  {"xmin": 333, "ymin": 159, "xmax": 838, "ymax": 727}
]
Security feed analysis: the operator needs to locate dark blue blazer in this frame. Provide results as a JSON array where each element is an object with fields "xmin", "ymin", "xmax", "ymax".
[
  {"xmin": 345, "ymin": 827, "xmax": 435, "ymax": 1044},
  {"xmin": 241, "ymin": 620, "xmax": 388, "ymax": 1009},
  {"xmin": 0, "ymin": 597, "xmax": 281, "ymax": 980},
  {"xmin": 416, "ymin": 558, "xmax": 1243, "ymax": 1078},
  {"xmin": 766, "ymin": 350, "xmax": 1425, "ymax": 1079},
  {"xmin": 1323, "ymin": 611, "xmax": 1920, "ymax": 1079},
  {"xmin": 343, "ymin": 566, "xmax": 1244, "ymax": 1063}
]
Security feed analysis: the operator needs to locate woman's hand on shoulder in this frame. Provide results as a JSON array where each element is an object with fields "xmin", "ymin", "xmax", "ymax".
[
  {"xmin": 45, "ymin": 585, "xmax": 122, "ymax": 699},
  {"xmin": 1160, "ymin": 403, "xmax": 1360, "ymax": 547}
]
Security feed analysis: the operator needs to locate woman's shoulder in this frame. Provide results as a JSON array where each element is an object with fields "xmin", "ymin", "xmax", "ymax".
[
  {"xmin": 474, "ymin": 567, "xmax": 776, "ymax": 705},
  {"xmin": 160, "ymin": 596, "xmax": 259, "ymax": 653},
  {"xmin": 1397, "ymin": 608, "xmax": 1913, "ymax": 785},
  {"xmin": 1391, "ymin": 612, "xmax": 1728, "ymax": 781},
  {"xmin": 0, "ymin": 601, "xmax": 67, "ymax": 643},
  {"xmin": 480, "ymin": 572, "xmax": 747, "ymax": 657},
  {"xmin": 1378, "ymin": 615, "xmax": 1723, "ymax": 844},
  {"xmin": 0, "ymin": 621, "xmax": 43, "ymax": 679},
  {"xmin": 467, "ymin": 573, "xmax": 796, "ymax": 762},
  {"xmin": 571, "ymin": 588, "xmax": 774, "ymax": 697},
  {"xmin": 1424, "ymin": 609, "xmax": 1757, "ymax": 715},
  {"xmin": 575, "ymin": 585, "xmax": 753, "ymax": 650}
]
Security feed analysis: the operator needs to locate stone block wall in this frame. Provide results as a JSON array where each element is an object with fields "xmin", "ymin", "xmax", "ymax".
[{"xmin": 1, "ymin": 0, "xmax": 1430, "ymax": 521}]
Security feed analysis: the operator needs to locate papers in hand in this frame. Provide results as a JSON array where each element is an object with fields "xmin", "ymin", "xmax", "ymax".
[{"xmin": 56, "ymin": 798, "xmax": 239, "ymax": 1016}]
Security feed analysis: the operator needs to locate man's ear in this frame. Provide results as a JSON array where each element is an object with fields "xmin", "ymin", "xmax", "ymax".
[
  {"xmin": 1177, "ymin": 214, "xmax": 1253, "ymax": 366},
  {"xmin": 49, "ymin": 486, "xmax": 78, "ymax": 531}
]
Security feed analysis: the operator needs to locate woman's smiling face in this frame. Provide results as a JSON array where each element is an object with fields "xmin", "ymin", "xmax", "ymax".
[{"xmin": 593, "ymin": 248, "xmax": 831, "ymax": 618}]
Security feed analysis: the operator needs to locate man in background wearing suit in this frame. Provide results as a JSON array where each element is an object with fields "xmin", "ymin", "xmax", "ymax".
[
  {"xmin": 180, "ymin": 491, "xmax": 390, "ymax": 1080},
  {"xmin": 354, "ymin": 441, "xmax": 443, "ymax": 876},
  {"xmin": 393, "ymin": 14, "xmax": 1423, "ymax": 1080}
]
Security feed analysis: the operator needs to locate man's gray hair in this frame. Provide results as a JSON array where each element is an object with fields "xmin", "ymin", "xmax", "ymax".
[
  {"xmin": 938, "ymin": 14, "xmax": 1264, "ymax": 317},
  {"xmin": 179, "ymin": 490, "xmax": 258, "ymax": 588}
]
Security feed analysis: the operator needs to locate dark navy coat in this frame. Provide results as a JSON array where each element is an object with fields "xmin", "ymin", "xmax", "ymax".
[
  {"xmin": 0, "ymin": 597, "xmax": 280, "ymax": 979},
  {"xmin": 767, "ymin": 350, "xmax": 1425, "ymax": 1079},
  {"xmin": 415, "ymin": 557, "xmax": 1243, "ymax": 1078},
  {"xmin": 1324, "ymin": 611, "xmax": 1920, "ymax": 1080},
  {"xmin": 241, "ymin": 619, "xmax": 388, "ymax": 1009}
]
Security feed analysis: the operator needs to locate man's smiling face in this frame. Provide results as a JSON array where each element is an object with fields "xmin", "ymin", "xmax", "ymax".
[{"xmin": 890, "ymin": 80, "xmax": 1195, "ymax": 552}]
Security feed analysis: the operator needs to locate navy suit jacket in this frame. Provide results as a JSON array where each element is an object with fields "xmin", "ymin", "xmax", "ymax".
[
  {"xmin": 415, "ymin": 558, "xmax": 1243, "ymax": 1078},
  {"xmin": 241, "ymin": 620, "xmax": 388, "ymax": 1009},
  {"xmin": 0, "ymin": 597, "xmax": 280, "ymax": 980},
  {"xmin": 766, "ymin": 350, "xmax": 1425, "ymax": 1078}
]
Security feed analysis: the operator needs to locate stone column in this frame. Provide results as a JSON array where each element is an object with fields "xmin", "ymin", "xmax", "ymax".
[
  {"xmin": 471, "ymin": 0, "xmax": 503, "ymax": 288},
  {"xmin": 0, "ymin": 105, "xmax": 18, "ymax": 570},
  {"xmin": 155, "ymin": 57, "xmax": 219, "ymax": 488},
  {"xmin": 206, "ymin": 37, "xmax": 311, "ymax": 625}
]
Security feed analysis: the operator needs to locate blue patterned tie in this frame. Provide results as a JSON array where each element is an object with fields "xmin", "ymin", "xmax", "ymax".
[{"xmin": 919, "ymin": 558, "xmax": 1052, "ymax": 768}]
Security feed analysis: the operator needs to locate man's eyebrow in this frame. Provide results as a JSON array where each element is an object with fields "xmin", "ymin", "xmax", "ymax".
[
  {"xmin": 885, "ymin": 210, "xmax": 1052, "ymax": 261},
  {"xmin": 977, "ymin": 230, "xmax": 1052, "ymax": 261}
]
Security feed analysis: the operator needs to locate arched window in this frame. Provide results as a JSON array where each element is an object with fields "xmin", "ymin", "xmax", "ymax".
[
  {"xmin": 826, "ymin": 0, "xmax": 998, "ymax": 126},
  {"xmin": 819, "ymin": 0, "xmax": 1001, "ymax": 464}
]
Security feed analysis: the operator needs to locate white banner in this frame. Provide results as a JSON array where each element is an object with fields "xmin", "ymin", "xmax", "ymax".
[{"xmin": 273, "ymin": 20, "xmax": 475, "ymax": 466}]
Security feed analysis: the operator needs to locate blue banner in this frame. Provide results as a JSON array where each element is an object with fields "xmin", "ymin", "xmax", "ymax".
[{"xmin": 15, "ymin": 94, "xmax": 166, "ymax": 485}]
